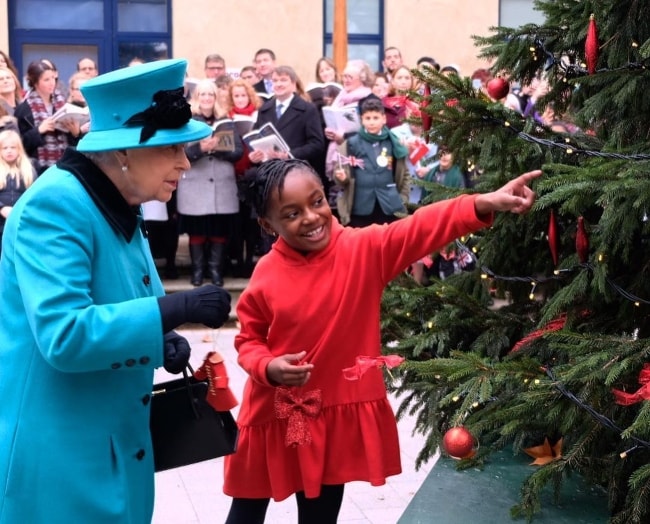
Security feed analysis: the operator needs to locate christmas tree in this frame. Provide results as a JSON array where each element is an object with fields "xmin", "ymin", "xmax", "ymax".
[{"xmin": 383, "ymin": 1, "xmax": 650, "ymax": 522}]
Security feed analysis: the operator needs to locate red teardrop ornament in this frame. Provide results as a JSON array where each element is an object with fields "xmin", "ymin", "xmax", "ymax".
[{"xmin": 585, "ymin": 14, "xmax": 598, "ymax": 74}]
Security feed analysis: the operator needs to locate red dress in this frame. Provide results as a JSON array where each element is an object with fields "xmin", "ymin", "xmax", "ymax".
[{"xmin": 224, "ymin": 195, "xmax": 491, "ymax": 500}]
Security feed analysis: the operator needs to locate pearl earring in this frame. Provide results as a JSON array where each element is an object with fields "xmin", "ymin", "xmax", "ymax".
[{"xmin": 121, "ymin": 165, "xmax": 128, "ymax": 173}]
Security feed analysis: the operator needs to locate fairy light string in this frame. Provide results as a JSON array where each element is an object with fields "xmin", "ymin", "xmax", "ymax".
[{"xmin": 545, "ymin": 367, "xmax": 650, "ymax": 456}]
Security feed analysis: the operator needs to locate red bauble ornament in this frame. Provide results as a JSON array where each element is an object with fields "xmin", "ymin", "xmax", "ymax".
[
  {"xmin": 486, "ymin": 77, "xmax": 509, "ymax": 100},
  {"xmin": 585, "ymin": 13, "xmax": 598, "ymax": 75},
  {"xmin": 442, "ymin": 426, "xmax": 476, "ymax": 459}
]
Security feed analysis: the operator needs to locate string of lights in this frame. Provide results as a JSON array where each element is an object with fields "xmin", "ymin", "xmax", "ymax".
[
  {"xmin": 456, "ymin": 239, "xmax": 650, "ymax": 306},
  {"xmin": 545, "ymin": 367, "xmax": 650, "ymax": 456},
  {"xmin": 484, "ymin": 116, "xmax": 650, "ymax": 161}
]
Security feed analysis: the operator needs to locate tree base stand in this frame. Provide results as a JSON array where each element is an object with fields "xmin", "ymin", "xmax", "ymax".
[{"xmin": 398, "ymin": 451, "xmax": 608, "ymax": 523}]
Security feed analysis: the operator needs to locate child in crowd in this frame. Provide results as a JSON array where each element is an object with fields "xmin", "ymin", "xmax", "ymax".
[
  {"xmin": 223, "ymin": 158, "xmax": 541, "ymax": 523},
  {"xmin": 0, "ymin": 129, "xmax": 37, "ymax": 254},
  {"xmin": 333, "ymin": 94, "xmax": 409, "ymax": 227},
  {"xmin": 423, "ymin": 147, "xmax": 467, "ymax": 191}
]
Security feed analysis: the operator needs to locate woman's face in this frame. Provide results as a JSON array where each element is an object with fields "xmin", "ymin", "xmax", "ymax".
[
  {"xmin": 1, "ymin": 136, "xmax": 20, "ymax": 164},
  {"xmin": 36, "ymin": 70, "xmax": 57, "ymax": 97},
  {"xmin": 198, "ymin": 89, "xmax": 217, "ymax": 113},
  {"xmin": 0, "ymin": 70, "xmax": 16, "ymax": 96},
  {"xmin": 318, "ymin": 61, "xmax": 336, "ymax": 83},
  {"xmin": 342, "ymin": 65, "xmax": 363, "ymax": 91},
  {"xmin": 259, "ymin": 169, "xmax": 333, "ymax": 254},
  {"xmin": 119, "ymin": 144, "xmax": 190, "ymax": 205},
  {"xmin": 392, "ymin": 68, "xmax": 413, "ymax": 93},
  {"xmin": 372, "ymin": 77, "xmax": 389, "ymax": 98},
  {"xmin": 231, "ymin": 85, "xmax": 250, "ymax": 109}
]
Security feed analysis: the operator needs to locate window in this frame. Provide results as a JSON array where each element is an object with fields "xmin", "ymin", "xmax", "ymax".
[
  {"xmin": 499, "ymin": 0, "xmax": 546, "ymax": 27},
  {"xmin": 323, "ymin": 0, "xmax": 384, "ymax": 72},
  {"xmin": 9, "ymin": 0, "xmax": 172, "ymax": 82}
]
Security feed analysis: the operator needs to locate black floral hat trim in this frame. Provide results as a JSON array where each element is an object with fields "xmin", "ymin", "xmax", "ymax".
[{"xmin": 124, "ymin": 88, "xmax": 191, "ymax": 144}]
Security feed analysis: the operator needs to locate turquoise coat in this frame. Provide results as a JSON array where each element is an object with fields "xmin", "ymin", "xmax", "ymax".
[{"xmin": 0, "ymin": 150, "xmax": 166, "ymax": 523}]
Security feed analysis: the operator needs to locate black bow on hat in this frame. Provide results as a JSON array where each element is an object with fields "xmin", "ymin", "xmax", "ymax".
[{"xmin": 124, "ymin": 88, "xmax": 192, "ymax": 144}]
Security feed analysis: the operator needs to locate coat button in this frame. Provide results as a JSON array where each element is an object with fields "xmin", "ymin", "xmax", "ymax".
[
  {"xmin": 136, "ymin": 449, "xmax": 145, "ymax": 460},
  {"xmin": 111, "ymin": 362, "xmax": 121, "ymax": 369},
  {"xmin": 142, "ymin": 394, "xmax": 151, "ymax": 406},
  {"xmin": 125, "ymin": 358, "xmax": 136, "ymax": 367},
  {"xmin": 139, "ymin": 356, "xmax": 150, "ymax": 365},
  {"xmin": 143, "ymin": 275, "xmax": 151, "ymax": 285}
]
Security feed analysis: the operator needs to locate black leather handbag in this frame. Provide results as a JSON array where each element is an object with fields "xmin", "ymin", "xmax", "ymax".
[{"xmin": 150, "ymin": 366, "xmax": 239, "ymax": 472}]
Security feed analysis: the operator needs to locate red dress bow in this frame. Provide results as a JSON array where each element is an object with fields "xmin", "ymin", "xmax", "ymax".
[
  {"xmin": 612, "ymin": 364, "xmax": 650, "ymax": 406},
  {"xmin": 274, "ymin": 387, "xmax": 322, "ymax": 447},
  {"xmin": 342, "ymin": 355, "xmax": 405, "ymax": 380}
]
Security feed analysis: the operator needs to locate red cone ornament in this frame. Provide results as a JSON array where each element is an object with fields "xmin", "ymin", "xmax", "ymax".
[
  {"xmin": 442, "ymin": 427, "xmax": 477, "ymax": 459},
  {"xmin": 548, "ymin": 209, "xmax": 559, "ymax": 266},
  {"xmin": 585, "ymin": 14, "xmax": 598, "ymax": 74},
  {"xmin": 576, "ymin": 216, "xmax": 589, "ymax": 263},
  {"xmin": 486, "ymin": 77, "xmax": 509, "ymax": 100}
]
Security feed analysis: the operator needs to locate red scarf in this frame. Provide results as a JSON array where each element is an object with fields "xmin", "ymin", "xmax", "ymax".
[
  {"xmin": 25, "ymin": 89, "xmax": 68, "ymax": 169},
  {"xmin": 228, "ymin": 103, "xmax": 257, "ymax": 117},
  {"xmin": 229, "ymin": 103, "xmax": 257, "ymax": 175}
]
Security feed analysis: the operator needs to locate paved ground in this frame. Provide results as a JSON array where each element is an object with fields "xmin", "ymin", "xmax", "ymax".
[{"xmin": 151, "ymin": 327, "xmax": 438, "ymax": 524}]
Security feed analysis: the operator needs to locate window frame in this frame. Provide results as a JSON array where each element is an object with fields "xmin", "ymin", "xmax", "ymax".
[
  {"xmin": 8, "ymin": 0, "xmax": 172, "ymax": 79},
  {"xmin": 323, "ymin": 0, "xmax": 385, "ymax": 72}
]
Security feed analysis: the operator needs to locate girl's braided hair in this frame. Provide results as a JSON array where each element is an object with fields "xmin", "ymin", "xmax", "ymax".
[{"xmin": 240, "ymin": 159, "xmax": 320, "ymax": 218}]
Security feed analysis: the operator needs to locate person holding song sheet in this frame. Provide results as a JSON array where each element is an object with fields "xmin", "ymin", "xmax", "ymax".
[
  {"xmin": 177, "ymin": 78, "xmax": 243, "ymax": 287},
  {"xmin": 248, "ymin": 65, "xmax": 324, "ymax": 169}
]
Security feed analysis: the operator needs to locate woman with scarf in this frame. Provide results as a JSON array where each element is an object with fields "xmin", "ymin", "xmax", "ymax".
[
  {"xmin": 0, "ymin": 59, "xmax": 231, "ymax": 523},
  {"xmin": 226, "ymin": 78, "xmax": 263, "ymax": 276},
  {"xmin": 15, "ymin": 60, "xmax": 80, "ymax": 174},
  {"xmin": 177, "ymin": 79, "xmax": 243, "ymax": 287},
  {"xmin": 323, "ymin": 59, "xmax": 373, "ymax": 212}
]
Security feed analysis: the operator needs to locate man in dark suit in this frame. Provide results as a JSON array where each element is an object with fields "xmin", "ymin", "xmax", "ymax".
[
  {"xmin": 248, "ymin": 65, "xmax": 325, "ymax": 170},
  {"xmin": 252, "ymin": 48, "xmax": 276, "ymax": 96}
]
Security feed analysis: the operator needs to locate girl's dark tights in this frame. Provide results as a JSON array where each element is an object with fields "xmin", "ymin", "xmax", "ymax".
[{"xmin": 224, "ymin": 484, "xmax": 345, "ymax": 524}]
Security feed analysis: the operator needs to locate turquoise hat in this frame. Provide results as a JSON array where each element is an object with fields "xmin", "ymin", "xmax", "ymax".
[{"xmin": 77, "ymin": 58, "xmax": 211, "ymax": 152}]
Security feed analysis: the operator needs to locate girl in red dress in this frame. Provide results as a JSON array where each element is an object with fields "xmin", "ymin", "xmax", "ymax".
[{"xmin": 224, "ymin": 159, "xmax": 541, "ymax": 523}]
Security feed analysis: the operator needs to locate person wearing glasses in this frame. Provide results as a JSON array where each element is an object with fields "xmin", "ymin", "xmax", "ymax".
[{"xmin": 204, "ymin": 53, "xmax": 227, "ymax": 79}]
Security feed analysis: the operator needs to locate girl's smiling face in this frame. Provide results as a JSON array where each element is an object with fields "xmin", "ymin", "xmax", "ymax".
[{"xmin": 258, "ymin": 169, "xmax": 333, "ymax": 253}]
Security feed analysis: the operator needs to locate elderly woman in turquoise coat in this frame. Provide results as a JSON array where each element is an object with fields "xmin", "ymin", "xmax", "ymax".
[{"xmin": 0, "ymin": 59, "xmax": 231, "ymax": 523}]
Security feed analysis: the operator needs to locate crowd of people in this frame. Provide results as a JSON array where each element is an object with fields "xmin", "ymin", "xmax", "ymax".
[{"xmin": 0, "ymin": 46, "xmax": 574, "ymax": 286}]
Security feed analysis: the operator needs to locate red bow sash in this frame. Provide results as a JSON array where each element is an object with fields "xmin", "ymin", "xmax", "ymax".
[
  {"xmin": 612, "ymin": 364, "xmax": 650, "ymax": 406},
  {"xmin": 274, "ymin": 387, "xmax": 322, "ymax": 447},
  {"xmin": 342, "ymin": 355, "xmax": 405, "ymax": 380}
]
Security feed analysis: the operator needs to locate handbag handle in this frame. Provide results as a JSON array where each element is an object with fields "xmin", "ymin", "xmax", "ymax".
[{"xmin": 181, "ymin": 364, "xmax": 201, "ymax": 420}]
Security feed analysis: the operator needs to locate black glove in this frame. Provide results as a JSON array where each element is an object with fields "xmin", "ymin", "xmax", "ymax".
[
  {"xmin": 163, "ymin": 331, "xmax": 191, "ymax": 374},
  {"xmin": 158, "ymin": 284, "xmax": 231, "ymax": 333}
]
